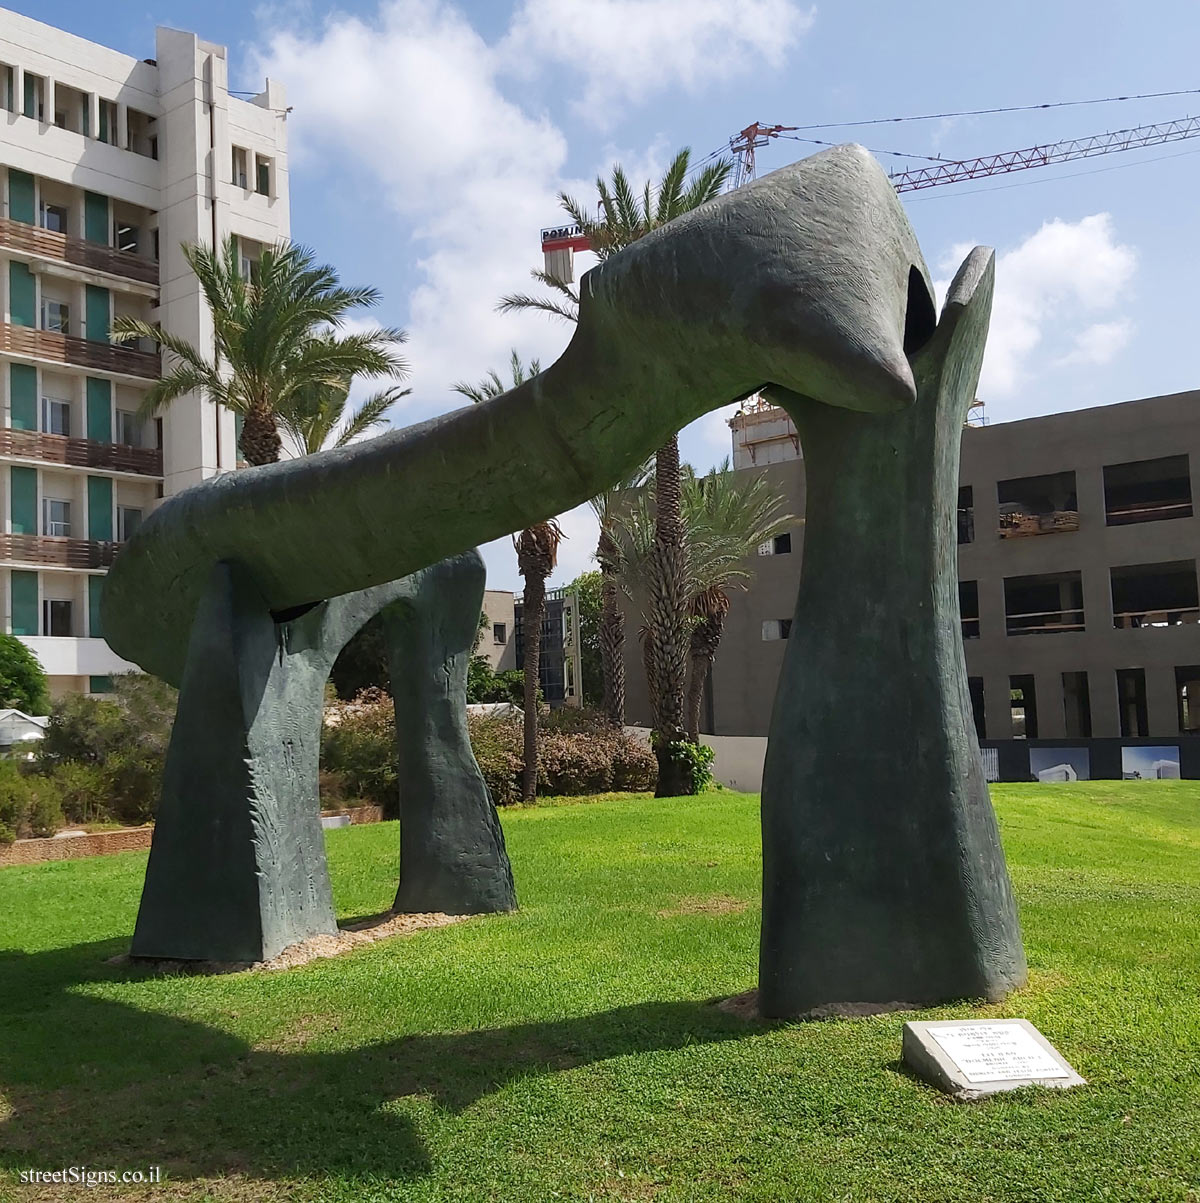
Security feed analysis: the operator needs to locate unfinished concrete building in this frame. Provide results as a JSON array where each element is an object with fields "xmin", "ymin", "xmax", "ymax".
[{"xmin": 623, "ymin": 390, "xmax": 1200, "ymax": 780}]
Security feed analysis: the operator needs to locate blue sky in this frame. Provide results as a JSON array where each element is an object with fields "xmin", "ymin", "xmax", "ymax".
[{"xmin": 15, "ymin": 1, "xmax": 1200, "ymax": 589}]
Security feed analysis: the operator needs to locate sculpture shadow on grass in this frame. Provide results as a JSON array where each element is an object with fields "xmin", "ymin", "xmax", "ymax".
[{"xmin": 0, "ymin": 942, "xmax": 756, "ymax": 1186}]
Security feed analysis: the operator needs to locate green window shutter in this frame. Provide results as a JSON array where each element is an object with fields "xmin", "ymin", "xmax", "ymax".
[
  {"xmin": 256, "ymin": 160, "xmax": 270, "ymax": 195},
  {"xmin": 9, "ymin": 364, "xmax": 37, "ymax": 431},
  {"xmin": 98, "ymin": 101, "xmax": 108, "ymax": 143},
  {"xmin": 22, "ymin": 74, "xmax": 35, "ymax": 119},
  {"xmin": 85, "ymin": 286, "xmax": 110, "ymax": 342},
  {"xmin": 89, "ymin": 675, "xmax": 113, "ymax": 693},
  {"xmin": 8, "ymin": 169, "xmax": 35, "ymax": 225},
  {"xmin": 84, "ymin": 192, "xmax": 109, "ymax": 244},
  {"xmin": 88, "ymin": 576, "xmax": 104, "ymax": 639},
  {"xmin": 81, "ymin": 97, "xmax": 90, "ymax": 137},
  {"xmin": 87, "ymin": 476, "xmax": 113, "ymax": 542},
  {"xmin": 8, "ymin": 262, "xmax": 35, "ymax": 327},
  {"xmin": 9, "ymin": 466, "xmax": 37, "ymax": 535},
  {"xmin": 86, "ymin": 378, "xmax": 112, "ymax": 443},
  {"xmin": 10, "ymin": 571, "xmax": 39, "ymax": 636}
]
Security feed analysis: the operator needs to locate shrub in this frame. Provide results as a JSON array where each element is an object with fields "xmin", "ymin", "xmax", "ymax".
[
  {"xmin": 0, "ymin": 761, "xmax": 63, "ymax": 841},
  {"xmin": 0, "ymin": 761, "xmax": 24, "ymax": 844},
  {"xmin": 467, "ymin": 709, "xmax": 656, "ymax": 802},
  {"xmin": 321, "ymin": 688, "xmax": 398, "ymax": 815},
  {"xmin": 0, "ymin": 633, "xmax": 48, "ymax": 716},
  {"xmin": 51, "ymin": 761, "xmax": 112, "ymax": 826},
  {"xmin": 652, "ymin": 735, "xmax": 716, "ymax": 795},
  {"xmin": 34, "ymin": 673, "xmax": 176, "ymax": 827},
  {"xmin": 23, "ymin": 774, "xmax": 63, "ymax": 837},
  {"xmin": 466, "ymin": 713, "xmax": 524, "ymax": 806}
]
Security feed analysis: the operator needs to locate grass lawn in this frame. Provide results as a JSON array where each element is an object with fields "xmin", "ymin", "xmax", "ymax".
[{"xmin": 1, "ymin": 783, "xmax": 1198, "ymax": 1201}]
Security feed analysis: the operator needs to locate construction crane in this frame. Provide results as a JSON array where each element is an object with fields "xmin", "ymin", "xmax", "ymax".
[{"xmin": 540, "ymin": 112, "xmax": 1200, "ymax": 278}]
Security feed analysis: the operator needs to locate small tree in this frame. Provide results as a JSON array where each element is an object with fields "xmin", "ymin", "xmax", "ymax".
[
  {"xmin": 567, "ymin": 571, "xmax": 604, "ymax": 709},
  {"xmin": 0, "ymin": 635, "xmax": 48, "ymax": 715}
]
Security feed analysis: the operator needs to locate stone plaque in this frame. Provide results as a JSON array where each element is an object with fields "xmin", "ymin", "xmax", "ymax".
[{"xmin": 902, "ymin": 1018, "xmax": 1086, "ymax": 1101}]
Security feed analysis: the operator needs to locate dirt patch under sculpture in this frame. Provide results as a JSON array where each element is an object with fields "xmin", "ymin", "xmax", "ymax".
[{"xmin": 114, "ymin": 911, "xmax": 467, "ymax": 976}]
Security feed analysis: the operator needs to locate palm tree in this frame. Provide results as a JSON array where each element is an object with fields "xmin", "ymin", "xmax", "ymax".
[
  {"xmin": 612, "ymin": 458, "xmax": 794, "ymax": 749},
  {"xmin": 278, "ymin": 355, "xmax": 410, "ymax": 455},
  {"xmin": 453, "ymin": 351, "xmax": 564, "ymax": 802},
  {"xmin": 501, "ymin": 148, "xmax": 732, "ymax": 788},
  {"xmin": 112, "ymin": 236, "xmax": 408, "ymax": 465},
  {"xmin": 589, "ymin": 461, "xmax": 651, "ymax": 727},
  {"xmin": 680, "ymin": 460, "xmax": 795, "ymax": 741}
]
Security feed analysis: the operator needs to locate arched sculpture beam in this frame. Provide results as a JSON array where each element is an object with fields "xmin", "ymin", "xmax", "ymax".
[
  {"xmin": 130, "ymin": 552, "xmax": 514, "ymax": 964},
  {"xmin": 102, "ymin": 145, "xmax": 928, "ymax": 685}
]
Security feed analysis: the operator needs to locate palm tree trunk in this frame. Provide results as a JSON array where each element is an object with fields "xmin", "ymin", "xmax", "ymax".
[
  {"xmin": 685, "ymin": 611, "xmax": 724, "ymax": 741},
  {"xmin": 648, "ymin": 435, "xmax": 691, "ymax": 796},
  {"xmin": 239, "ymin": 399, "xmax": 283, "ymax": 466},
  {"xmin": 641, "ymin": 627, "xmax": 660, "ymax": 731},
  {"xmin": 598, "ymin": 550, "xmax": 626, "ymax": 726},
  {"xmin": 520, "ymin": 571, "xmax": 546, "ymax": 802}
]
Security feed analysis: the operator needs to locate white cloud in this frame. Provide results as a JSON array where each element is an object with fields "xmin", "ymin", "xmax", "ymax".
[
  {"xmin": 1056, "ymin": 319, "xmax": 1133, "ymax": 368},
  {"xmin": 935, "ymin": 214, "xmax": 1136, "ymax": 402},
  {"xmin": 501, "ymin": 0, "xmax": 815, "ymax": 122},
  {"xmin": 252, "ymin": 0, "xmax": 575, "ymax": 421},
  {"xmin": 249, "ymin": 0, "xmax": 810, "ymax": 590}
]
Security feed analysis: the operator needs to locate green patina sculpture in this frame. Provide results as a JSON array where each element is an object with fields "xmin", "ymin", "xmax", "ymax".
[
  {"xmin": 108, "ymin": 144, "xmax": 1025, "ymax": 1010},
  {"xmin": 759, "ymin": 248, "xmax": 1026, "ymax": 1016},
  {"xmin": 131, "ymin": 552, "xmax": 514, "ymax": 963}
]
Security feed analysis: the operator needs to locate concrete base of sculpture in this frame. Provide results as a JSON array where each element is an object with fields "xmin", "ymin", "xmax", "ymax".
[
  {"xmin": 758, "ymin": 249, "xmax": 1027, "ymax": 1018},
  {"xmin": 131, "ymin": 552, "xmax": 514, "ymax": 964}
]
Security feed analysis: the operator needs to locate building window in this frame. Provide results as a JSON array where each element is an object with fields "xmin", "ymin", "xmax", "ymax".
[
  {"xmin": 1004, "ymin": 571, "xmax": 1085, "ymax": 636},
  {"xmin": 97, "ymin": 99, "xmax": 117, "ymax": 144},
  {"xmin": 968, "ymin": 677, "xmax": 985, "ymax": 741},
  {"xmin": 43, "ymin": 498, "xmax": 72, "ymax": 538},
  {"xmin": 997, "ymin": 470, "xmax": 1078, "ymax": 538},
  {"xmin": 758, "ymin": 532, "xmax": 793, "ymax": 556},
  {"xmin": 761, "ymin": 618, "xmax": 792, "ymax": 641},
  {"xmin": 1176, "ymin": 666, "xmax": 1200, "ymax": 733},
  {"xmin": 1063, "ymin": 671, "xmax": 1092, "ymax": 738},
  {"xmin": 1110, "ymin": 560, "xmax": 1200, "ymax": 629},
  {"xmin": 125, "ymin": 108, "xmax": 157, "ymax": 159},
  {"xmin": 117, "ymin": 506, "xmax": 142, "ymax": 542},
  {"xmin": 255, "ymin": 154, "xmax": 272, "ymax": 196},
  {"xmin": 1117, "ymin": 668, "xmax": 1148, "ymax": 738},
  {"xmin": 39, "ymin": 202, "xmax": 68, "ymax": 234},
  {"xmin": 1, "ymin": 65, "xmax": 13, "ymax": 113},
  {"xmin": 42, "ymin": 598, "xmax": 73, "ymax": 636},
  {"xmin": 115, "ymin": 410, "xmax": 140, "ymax": 447},
  {"xmin": 41, "ymin": 299, "xmax": 70, "ymax": 335},
  {"xmin": 114, "ymin": 222, "xmax": 140, "ymax": 254},
  {"xmin": 957, "ymin": 485, "xmax": 975, "ymax": 545},
  {"xmin": 23, "ymin": 72, "xmax": 44, "ymax": 121},
  {"xmin": 1104, "ymin": 455, "xmax": 1192, "ymax": 526},
  {"xmin": 959, "ymin": 580, "xmax": 980, "ymax": 639},
  {"xmin": 493, "ymin": 622, "xmax": 507, "ymax": 645},
  {"xmin": 232, "ymin": 146, "xmax": 250, "ymax": 189},
  {"xmin": 1010, "ymin": 675, "xmax": 1037, "ymax": 740},
  {"xmin": 41, "ymin": 398, "xmax": 70, "ymax": 437}
]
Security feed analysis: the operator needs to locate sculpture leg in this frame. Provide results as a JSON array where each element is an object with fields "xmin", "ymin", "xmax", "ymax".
[
  {"xmin": 758, "ymin": 249, "xmax": 1026, "ymax": 1017},
  {"xmin": 131, "ymin": 562, "xmax": 337, "ymax": 962},
  {"xmin": 384, "ymin": 553, "xmax": 516, "ymax": 914}
]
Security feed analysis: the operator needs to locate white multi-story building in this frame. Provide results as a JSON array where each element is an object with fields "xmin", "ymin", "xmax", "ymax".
[{"xmin": 0, "ymin": 11, "xmax": 289, "ymax": 697}]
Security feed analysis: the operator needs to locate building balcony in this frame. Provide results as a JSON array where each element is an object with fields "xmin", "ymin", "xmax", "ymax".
[
  {"xmin": 0, "ymin": 533, "xmax": 119, "ymax": 569},
  {"xmin": 0, "ymin": 427, "xmax": 162, "ymax": 477},
  {"xmin": 0, "ymin": 323, "xmax": 159, "ymax": 380},
  {"xmin": 0, "ymin": 216, "xmax": 159, "ymax": 287},
  {"xmin": 997, "ymin": 509, "xmax": 1080, "ymax": 539}
]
